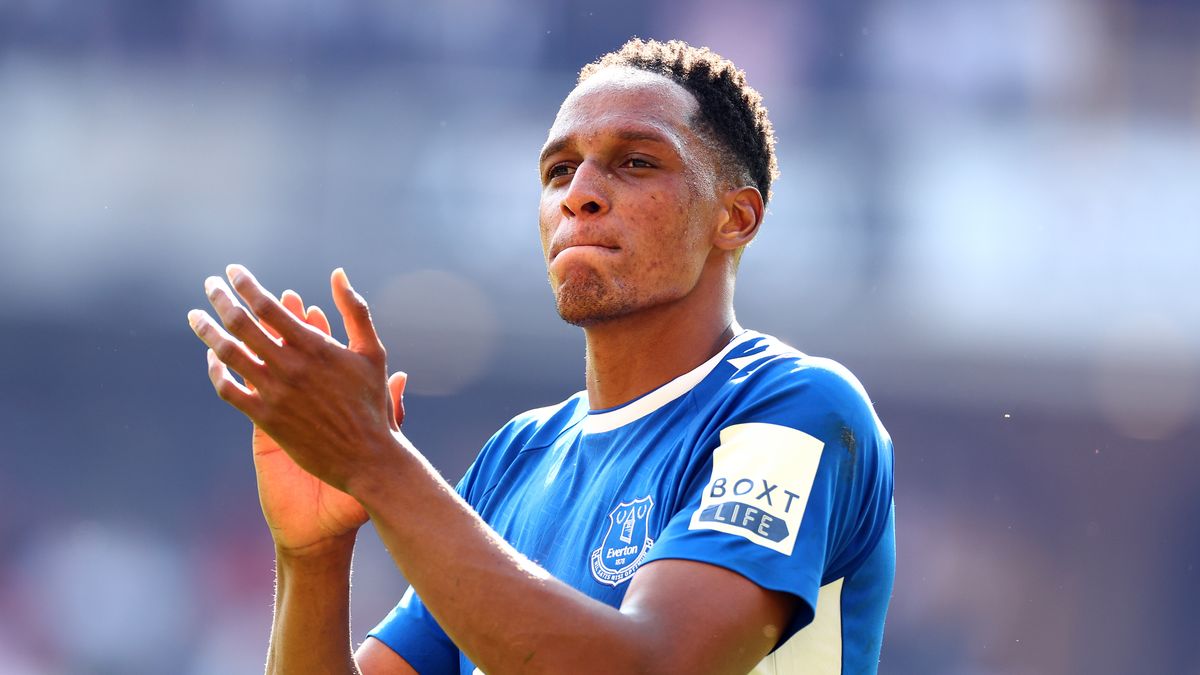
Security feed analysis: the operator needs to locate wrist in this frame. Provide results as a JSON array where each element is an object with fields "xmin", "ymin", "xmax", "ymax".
[
  {"xmin": 275, "ymin": 531, "xmax": 357, "ymax": 567},
  {"xmin": 344, "ymin": 430, "xmax": 418, "ymax": 511}
]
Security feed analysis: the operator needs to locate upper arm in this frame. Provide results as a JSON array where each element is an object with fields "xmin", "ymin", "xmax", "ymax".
[
  {"xmin": 364, "ymin": 585, "xmax": 460, "ymax": 674},
  {"xmin": 615, "ymin": 359, "xmax": 892, "ymax": 672},
  {"xmin": 619, "ymin": 558, "xmax": 796, "ymax": 674},
  {"xmin": 355, "ymin": 637, "xmax": 420, "ymax": 675}
]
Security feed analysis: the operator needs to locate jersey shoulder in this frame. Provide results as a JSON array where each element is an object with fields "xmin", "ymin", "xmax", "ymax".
[
  {"xmin": 495, "ymin": 391, "xmax": 589, "ymax": 450},
  {"xmin": 712, "ymin": 332, "xmax": 892, "ymax": 460},
  {"xmin": 457, "ymin": 392, "xmax": 587, "ymax": 503},
  {"xmin": 724, "ymin": 333, "xmax": 879, "ymax": 417},
  {"xmin": 714, "ymin": 332, "xmax": 895, "ymax": 578}
]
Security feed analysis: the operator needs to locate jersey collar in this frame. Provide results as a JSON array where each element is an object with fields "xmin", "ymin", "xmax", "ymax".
[{"xmin": 581, "ymin": 330, "xmax": 756, "ymax": 434}]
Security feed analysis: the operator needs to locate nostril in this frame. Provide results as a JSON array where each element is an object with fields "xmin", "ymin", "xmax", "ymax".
[{"xmin": 582, "ymin": 201, "xmax": 600, "ymax": 214}]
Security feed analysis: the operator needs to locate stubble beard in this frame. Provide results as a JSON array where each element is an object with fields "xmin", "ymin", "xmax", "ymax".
[{"xmin": 552, "ymin": 269, "xmax": 637, "ymax": 327}]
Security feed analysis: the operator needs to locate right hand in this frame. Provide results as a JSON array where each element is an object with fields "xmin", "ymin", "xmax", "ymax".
[{"xmin": 250, "ymin": 289, "xmax": 408, "ymax": 556}]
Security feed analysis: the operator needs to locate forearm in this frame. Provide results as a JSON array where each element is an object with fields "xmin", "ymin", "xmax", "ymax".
[
  {"xmin": 350, "ymin": 439, "xmax": 653, "ymax": 675},
  {"xmin": 266, "ymin": 536, "xmax": 361, "ymax": 675}
]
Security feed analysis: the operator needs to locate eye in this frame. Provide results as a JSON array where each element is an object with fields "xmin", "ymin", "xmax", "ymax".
[
  {"xmin": 624, "ymin": 157, "xmax": 654, "ymax": 169},
  {"xmin": 546, "ymin": 163, "xmax": 575, "ymax": 181}
]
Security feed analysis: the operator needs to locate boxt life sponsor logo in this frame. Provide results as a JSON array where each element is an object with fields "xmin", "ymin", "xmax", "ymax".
[{"xmin": 688, "ymin": 423, "xmax": 824, "ymax": 555}]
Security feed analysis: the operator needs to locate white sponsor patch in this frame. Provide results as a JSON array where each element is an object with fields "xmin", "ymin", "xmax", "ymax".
[{"xmin": 688, "ymin": 423, "xmax": 824, "ymax": 555}]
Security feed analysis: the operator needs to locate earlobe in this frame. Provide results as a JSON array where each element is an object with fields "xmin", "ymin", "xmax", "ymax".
[{"xmin": 713, "ymin": 186, "xmax": 763, "ymax": 251}]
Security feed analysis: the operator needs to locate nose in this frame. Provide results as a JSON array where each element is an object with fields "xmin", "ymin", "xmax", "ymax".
[{"xmin": 560, "ymin": 161, "xmax": 610, "ymax": 218}]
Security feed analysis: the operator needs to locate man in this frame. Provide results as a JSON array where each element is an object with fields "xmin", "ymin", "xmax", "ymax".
[{"xmin": 188, "ymin": 39, "xmax": 894, "ymax": 674}]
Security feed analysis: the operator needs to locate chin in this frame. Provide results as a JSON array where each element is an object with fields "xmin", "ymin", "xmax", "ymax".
[
  {"xmin": 553, "ymin": 279, "xmax": 636, "ymax": 327},
  {"xmin": 555, "ymin": 298, "xmax": 630, "ymax": 327}
]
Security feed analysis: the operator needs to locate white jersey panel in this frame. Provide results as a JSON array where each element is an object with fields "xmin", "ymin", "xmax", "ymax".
[{"xmin": 753, "ymin": 577, "xmax": 845, "ymax": 675}]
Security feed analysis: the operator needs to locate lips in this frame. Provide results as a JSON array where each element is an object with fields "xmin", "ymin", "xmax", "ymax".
[{"xmin": 549, "ymin": 241, "xmax": 620, "ymax": 261}]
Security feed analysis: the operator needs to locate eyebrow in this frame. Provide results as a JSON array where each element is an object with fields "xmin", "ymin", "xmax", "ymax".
[{"xmin": 538, "ymin": 128, "xmax": 678, "ymax": 166}]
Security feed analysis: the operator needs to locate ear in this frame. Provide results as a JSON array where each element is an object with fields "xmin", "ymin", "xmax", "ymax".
[{"xmin": 712, "ymin": 186, "xmax": 763, "ymax": 252}]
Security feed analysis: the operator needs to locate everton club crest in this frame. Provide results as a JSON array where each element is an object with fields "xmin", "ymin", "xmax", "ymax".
[{"xmin": 590, "ymin": 496, "xmax": 655, "ymax": 587}]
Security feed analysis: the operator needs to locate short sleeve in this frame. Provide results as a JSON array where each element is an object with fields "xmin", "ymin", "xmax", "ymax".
[
  {"xmin": 640, "ymin": 358, "xmax": 894, "ymax": 642},
  {"xmin": 366, "ymin": 586, "xmax": 458, "ymax": 674}
]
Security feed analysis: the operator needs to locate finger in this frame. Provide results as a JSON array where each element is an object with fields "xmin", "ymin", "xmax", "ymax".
[
  {"xmin": 281, "ymin": 289, "xmax": 305, "ymax": 320},
  {"xmin": 387, "ymin": 371, "xmax": 408, "ymax": 430},
  {"xmin": 206, "ymin": 348, "xmax": 263, "ymax": 417},
  {"xmin": 306, "ymin": 304, "xmax": 333, "ymax": 337},
  {"xmin": 189, "ymin": 309, "xmax": 268, "ymax": 385},
  {"xmin": 226, "ymin": 264, "xmax": 313, "ymax": 347},
  {"xmin": 330, "ymin": 268, "xmax": 385, "ymax": 359},
  {"xmin": 205, "ymin": 275, "xmax": 282, "ymax": 358},
  {"xmin": 270, "ymin": 289, "xmax": 308, "ymax": 342}
]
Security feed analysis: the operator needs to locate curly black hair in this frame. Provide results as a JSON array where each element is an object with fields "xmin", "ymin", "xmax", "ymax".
[{"xmin": 578, "ymin": 38, "xmax": 779, "ymax": 205}]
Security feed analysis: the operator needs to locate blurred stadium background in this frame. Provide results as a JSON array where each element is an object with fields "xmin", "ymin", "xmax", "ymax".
[{"xmin": 1, "ymin": 0, "xmax": 1197, "ymax": 673}]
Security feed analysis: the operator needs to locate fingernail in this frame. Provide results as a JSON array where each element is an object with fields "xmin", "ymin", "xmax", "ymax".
[
  {"xmin": 226, "ymin": 264, "xmax": 245, "ymax": 283},
  {"xmin": 203, "ymin": 276, "xmax": 221, "ymax": 296},
  {"xmin": 187, "ymin": 309, "xmax": 204, "ymax": 329}
]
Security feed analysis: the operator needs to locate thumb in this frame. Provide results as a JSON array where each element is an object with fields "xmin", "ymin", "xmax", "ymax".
[
  {"xmin": 387, "ymin": 371, "xmax": 408, "ymax": 430},
  {"xmin": 330, "ymin": 268, "xmax": 384, "ymax": 358}
]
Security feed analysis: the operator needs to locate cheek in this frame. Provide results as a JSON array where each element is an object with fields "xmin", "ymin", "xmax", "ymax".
[
  {"xmin": 663, "ymin": 189, "xmax": 709, "ymax": 248},
  {"xmin": 537, "ymin": 199, "xmax": 557, "ymax": 255},
  {"xmin": 636, "ymin": 193, "xmax": 701, "ymax": 277}
]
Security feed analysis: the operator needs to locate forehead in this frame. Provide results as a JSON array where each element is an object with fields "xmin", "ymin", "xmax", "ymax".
[{"xmin": 542, "ymin": 68, "xmax": 702, "ymax": 157}]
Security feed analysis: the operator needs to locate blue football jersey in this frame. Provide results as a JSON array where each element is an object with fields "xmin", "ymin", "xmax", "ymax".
[{"xmin": 369, "ymin": 331, "xmax": 895, "ymax": 674}]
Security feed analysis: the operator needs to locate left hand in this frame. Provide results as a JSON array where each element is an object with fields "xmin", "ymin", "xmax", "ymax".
[{"xmin": 188, "ymin": 264, "xmax": 402, "ymax": 493}]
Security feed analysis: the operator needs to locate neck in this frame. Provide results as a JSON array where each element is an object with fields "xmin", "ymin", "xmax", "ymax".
[{"xmin": 581, "ymin": 292, "xmax": 740, "ymax": 411}]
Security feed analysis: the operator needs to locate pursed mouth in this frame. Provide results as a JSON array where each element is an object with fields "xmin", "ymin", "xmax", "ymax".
[{"xmin": 551, "ymin": 243, "xmax": 620, "ymax": 260}]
